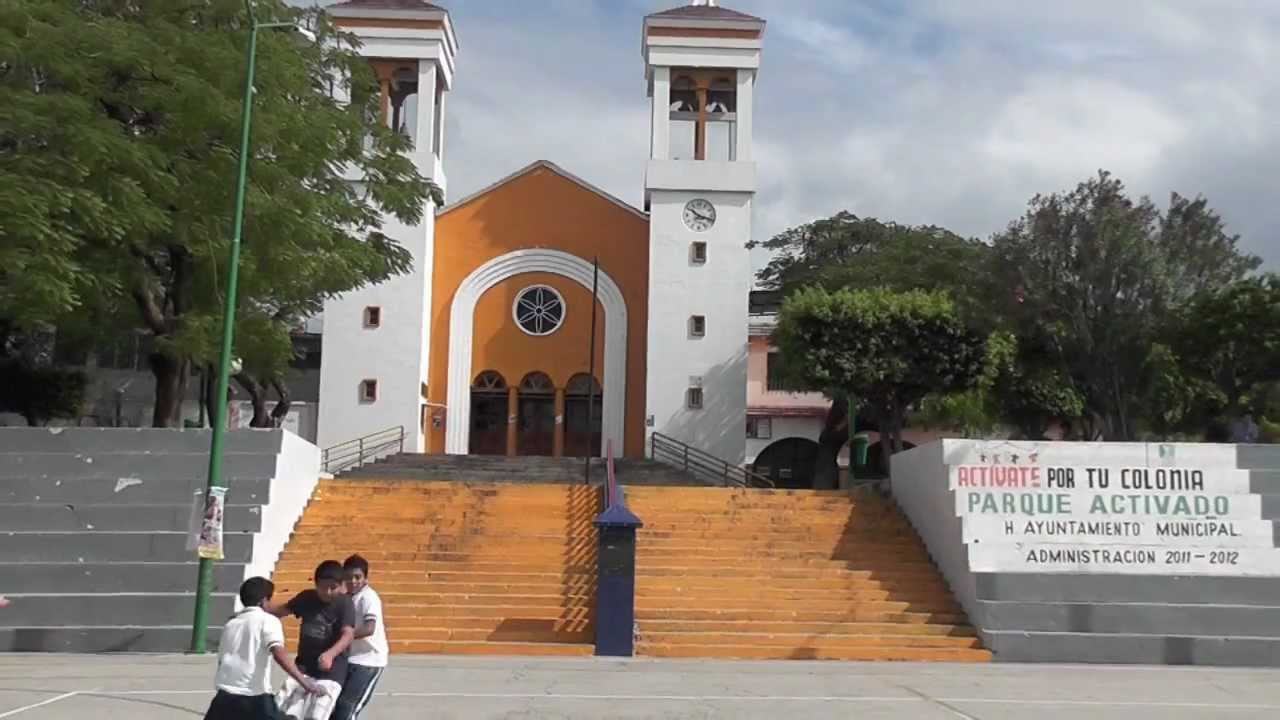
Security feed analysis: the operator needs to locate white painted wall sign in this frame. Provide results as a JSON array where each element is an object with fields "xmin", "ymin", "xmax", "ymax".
[
  {"xmin": 948, "ymin": 465, "xmax": 1252, "ymax": 494},
  {"xmin": 969, "ymin": 543, "xmax": 1280, "ymax": 576},
  {"xmin": 962, "ymin": 516, "xmax": 1277, "ymax": 547},
  {"xmin": 956, "ymin": 489, "xmax": 1262, "ymax": 520}
]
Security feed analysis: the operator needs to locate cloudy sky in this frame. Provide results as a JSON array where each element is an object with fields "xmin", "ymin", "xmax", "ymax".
[{"xmin": 350, "ymin": 0, "xmax": 1280, "ymax": 271}]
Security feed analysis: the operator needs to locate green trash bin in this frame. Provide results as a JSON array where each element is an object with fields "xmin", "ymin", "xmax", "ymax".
[{"xmin": 851, "ymin": 433, "xmax": 870, "ymax": 468}]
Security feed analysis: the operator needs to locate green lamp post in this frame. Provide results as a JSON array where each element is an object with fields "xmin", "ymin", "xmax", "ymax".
[{"xmin": 189, "ymin": 1, "xmax": 314, "ymax": 655}]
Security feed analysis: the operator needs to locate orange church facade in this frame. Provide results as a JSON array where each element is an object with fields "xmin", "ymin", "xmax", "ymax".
[{"xmin": 424, "ymin": 162, "xmax": 650, "ymax": 458}]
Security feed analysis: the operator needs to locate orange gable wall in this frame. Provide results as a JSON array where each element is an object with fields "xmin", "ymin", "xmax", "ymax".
[
  {"xmin": 471, "ymin": 272, "xmax": 605, "ymax": 388},
  {"xmin": 427, "ymin": 165, "xmax": 649, "ymax": 457}
]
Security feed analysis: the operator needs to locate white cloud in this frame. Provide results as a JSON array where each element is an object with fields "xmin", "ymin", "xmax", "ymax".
[{"xmin": 332, "ymin": 0, "xmax": 1280, "ymax": 270}]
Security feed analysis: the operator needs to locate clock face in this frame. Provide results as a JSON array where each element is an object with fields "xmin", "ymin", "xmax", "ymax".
[{"xmin": 683, "ymin": 198, "xmax": 716, "ymax": 232}]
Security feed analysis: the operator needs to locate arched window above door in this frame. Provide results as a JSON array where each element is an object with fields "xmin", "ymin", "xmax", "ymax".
[
  {"xmin": 519, "ymin": 371, "xmax": 555, "ymax": 395},
  {"xmin": 473, "ymin": 370, "xmax": 506, "ymax": 391},
  {"xmin": 565, "ymin": 374, "xmax": 602, "ymax": 396}
]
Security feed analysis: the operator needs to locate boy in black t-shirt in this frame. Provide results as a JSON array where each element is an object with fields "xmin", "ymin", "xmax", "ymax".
[{"xmin": 271, "ymin": 560, "xmax": 356, "ymax": 720}]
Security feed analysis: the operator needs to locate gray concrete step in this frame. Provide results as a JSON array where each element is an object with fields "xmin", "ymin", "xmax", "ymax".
[
  {"xmin": 340, "ymin": 454, "xmax": 709, "ymax": 487},
  {"xmin": 0, "ymin": 593, "xmax": 236, "ymax": 628},
  {"xmin": 0, "ymin": 625, "xmax": 221, "ymax": 653},
  {"xmin": 0, "ymin": 532, "xmax": 255, "ymax": 563},
  {"xmin": 985, "ymin": 630, "xmax": 1280, "ymax": 666},
  {"xmin": 975, "ymin": 573, "xmax": 1280, "ymax": 605},
  {"xmin": 978, "ymin": 600, "xmax": 1280, "ymax": 637},
  {"xmin": 1239, "ymin": 445, "xmax": 1280, "ymax": 470},
  {"xmin": 5, "ymin": 562, "xmax": 245, "ymax": 594},
  {"xmin": 0, "ymin": 452, "xmax": 278, "ymax": 480},
  {"xmin": 0, "ymin": 476, "xmax": 271, "ymax": 505},
  {"xmin": 0, "ymin": 427, "xmax": 282, "ymax": 455},
  {"xmin": 0, "ymin": 503, "xmax": 261, "ymax": 533}
]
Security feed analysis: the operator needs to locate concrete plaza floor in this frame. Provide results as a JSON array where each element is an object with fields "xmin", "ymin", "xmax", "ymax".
[{"xmin": 1, "ymin": 653, "xmax": 1278, "ymax": 719}]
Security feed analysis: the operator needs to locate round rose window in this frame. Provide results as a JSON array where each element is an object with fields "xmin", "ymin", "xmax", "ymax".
[{"xmin": 513, "ymin": 285, "xmax": 565, "ymax": 336}]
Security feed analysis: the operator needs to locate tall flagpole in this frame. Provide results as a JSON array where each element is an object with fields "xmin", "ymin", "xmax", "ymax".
[{"xmin": 584, "ymin": 256, "xmax": 599, "ymax": 485}]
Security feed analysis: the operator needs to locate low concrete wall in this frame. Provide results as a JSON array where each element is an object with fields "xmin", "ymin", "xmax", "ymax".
[
  {"xmin": 889, "ymin": 442, "xmax": 986, "ymax": 633},
  {"xmin": 890, "ymin": 439, "xmax": 1280, "ymax": 666},
  {"xmin": 245, "ymin": 430, "xmax": 321, "ymax": 583}
]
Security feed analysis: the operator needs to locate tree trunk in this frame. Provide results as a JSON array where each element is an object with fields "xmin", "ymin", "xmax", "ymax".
[
  {"xmin": 150, "ymin": 351, "xmax": 188, "ymax": 428},
  {"xmin": 202, "ymin": 364, "xmax": 218, "ymax": 428},
  {"xmin": 234, "ymin": 373, "xmax": 272, "ymax": 428},
  {"xmin": 269, "ymin": 378, "xmax": 292, "ymax": 428},
  {"xmin": 813, "ymin": 397, "xmax": 849, "ymax": 490}
]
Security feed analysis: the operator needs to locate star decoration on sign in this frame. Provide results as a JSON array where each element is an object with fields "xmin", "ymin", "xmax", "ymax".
[{"xmin": 1010, "ymin": 454, "xmax": 1020, "ymax": 464}]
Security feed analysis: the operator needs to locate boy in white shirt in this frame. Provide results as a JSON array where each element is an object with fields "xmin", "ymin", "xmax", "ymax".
[
  {"xmin": 332, "ymin": 554, "xmax": 388, "ymax": 720},
  {"xmin": 204, "ymin": 577, "xmax": 318, "ymax": 720}
]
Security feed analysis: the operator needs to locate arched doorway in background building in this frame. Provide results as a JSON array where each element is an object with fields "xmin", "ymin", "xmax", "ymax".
[
  {"xmin": 751, "ymin": 437, "xmax": 820, "ymax": 489},
  {"xmin": 563, "ymin": 373, "xmax": 602, "ymax": 458},
  {"xmin": 469, "ymin": 370, "xmax": 508, "ymax": 455},
  {"xmin": 517, "ymin": 371, "xmax": 555, "ymax": 456}
]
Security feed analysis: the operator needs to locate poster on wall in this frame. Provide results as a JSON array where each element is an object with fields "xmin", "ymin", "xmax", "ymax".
[{"xmin": 195, "ymin": 487, "xmax": 227, "ymax": 560}]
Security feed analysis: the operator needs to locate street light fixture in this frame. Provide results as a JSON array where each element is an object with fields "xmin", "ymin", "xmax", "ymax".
[{"xmin": 189, "ymin": 0, "xmax": 313, "ymax": 654}]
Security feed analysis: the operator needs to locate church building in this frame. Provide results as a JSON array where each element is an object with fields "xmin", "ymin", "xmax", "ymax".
[{"xmin": 316, "ymin": 0, "xmax": 766, "ymax": 466}]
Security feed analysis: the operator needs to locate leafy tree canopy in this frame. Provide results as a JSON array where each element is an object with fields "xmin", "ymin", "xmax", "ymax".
[{"xmin": 0, "ymin": 0, "xmax": 434, "ymax": 425}]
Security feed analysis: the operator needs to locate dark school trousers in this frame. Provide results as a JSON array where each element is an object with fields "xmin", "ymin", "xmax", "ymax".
[{"xmin": 331, "ymin": 663, "xmax": 385, "ymax": 720}]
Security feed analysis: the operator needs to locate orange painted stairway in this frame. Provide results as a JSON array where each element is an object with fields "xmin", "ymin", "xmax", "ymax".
[
  {"xmin": 272, "ymin": 478, "xmax": 987, "ymax": 661},
  {"xmin": 272, "ymin": 480, "xmax": 598, "ymax": 656},
  {"xmin": 626, "ymin": 486, "xmax": 992, "ymax": 661}
]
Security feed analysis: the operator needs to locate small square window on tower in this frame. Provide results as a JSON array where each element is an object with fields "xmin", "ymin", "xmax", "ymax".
[
  {"xmin": 689, "ymin": 315, "xmax": 706, "ymax": 338},
  {"xmin": 359, "ymin": 379, "xmax": 378, "ymax": 403},
  {"xmin": 686, "ymin": 387, "xmax": 704, "ymax": 410},
  {"xmin": 690, "ymin": 241, "xmax": 708, "ymax": 264},
  {"xmin": 363, "ymin": 306, "xmax": 382, "ymax": 328}
]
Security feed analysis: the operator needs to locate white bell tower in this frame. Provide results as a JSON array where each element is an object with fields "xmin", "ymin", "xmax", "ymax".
[
  {"xmin": 642, "ymin": 1, "xmax": 765, "ymax": 463},
  {"xmin": 316, "ymin": 0, "xmax": 458, "ymax": 453}
]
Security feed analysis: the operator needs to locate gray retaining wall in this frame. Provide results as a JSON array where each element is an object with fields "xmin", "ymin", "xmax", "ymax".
[{"xmin": 0, "ymin": 427, "xmax": 320, "ymax": 652}]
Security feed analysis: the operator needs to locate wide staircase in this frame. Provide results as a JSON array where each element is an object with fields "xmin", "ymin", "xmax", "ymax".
[
  {"xmin": 272, "ymin": 479, "xmax": 599, "ymax": 656},
  {"xmin": 626, "ymin": 485, "xmax": 991, "ymax": 661}
]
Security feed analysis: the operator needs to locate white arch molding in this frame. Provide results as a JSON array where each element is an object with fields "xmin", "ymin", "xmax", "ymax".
[{"xmin": 445, "ymin": 249, "xmax": 628, "ymax": 456}]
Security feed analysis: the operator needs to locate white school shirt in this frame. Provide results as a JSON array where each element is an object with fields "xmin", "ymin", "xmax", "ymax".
[
  {"xmin": 214, "ymin": 606, "xmax": 285, "ymax": 696},
  {"xmin": 348, "ymin": 586, "xmax": 389, "ymax": 668}
]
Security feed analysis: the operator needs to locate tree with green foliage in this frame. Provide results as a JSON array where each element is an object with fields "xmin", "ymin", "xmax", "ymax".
[
  {"xmin": 988, "ymin": 171, "xmax": 1261, "ymax": 440},
  {"xmin": 1165, "ymin": 274, "xmax": 1280, "ymax": 426},
  {"xmin": 772, "ymin": 287, "xmax": 986, "ymax": 483},
  {"xmin": 750, "ymin": 212, "xmax": 991, "ymax": 323},
  {"xmin": 0, "ymin": 0, "xmax": 435, "ymax": 426}
]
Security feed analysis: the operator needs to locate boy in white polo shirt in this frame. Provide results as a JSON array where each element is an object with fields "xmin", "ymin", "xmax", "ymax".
[
  {"xmin": 332, "ymin": 554, "xmax": 388, "ymax": 720},
  {"xmin": 204, "ymin": 577, "xmax": 318, "ymax": 720}
]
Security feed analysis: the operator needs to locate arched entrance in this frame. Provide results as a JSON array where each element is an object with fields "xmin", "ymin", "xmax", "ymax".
[
  {"xmin": 563, "ymin": 374, "xmax": 602, "ymax": 458},
  {"xmin": 752, "ymin": 437, "xmax": 820, "ymax": 489},
  {"xmin": 517, "ymin": 372, "xmax": 555, "ymax": 456},
  {"xmin": 469, "ymin": 370, "xmax": 508, "ymax": 455}
]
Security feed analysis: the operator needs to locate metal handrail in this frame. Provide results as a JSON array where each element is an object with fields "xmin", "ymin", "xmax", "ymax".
[
  {"xmin": 605, "ymin": 438, "xmax": 619, "ymax": 508},
  {"xmin": 650, "ymin": 432, "xmax": 774, "ymax": 489},
  {"xmin": 321, "ymin": 425, "xmax": 405, "ymax": 474}
]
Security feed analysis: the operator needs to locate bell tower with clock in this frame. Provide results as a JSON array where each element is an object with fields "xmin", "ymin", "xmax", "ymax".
[{"xmin": 642, "ymin": 1, "xmax": 765, "ymax": 463}]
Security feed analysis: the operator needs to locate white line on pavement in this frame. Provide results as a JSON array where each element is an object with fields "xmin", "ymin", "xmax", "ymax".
[
  {"xmin": 0, "ymin": 692, "xmax": 80, "ymax": 718},
  {"xmin": 81, "ymin": 690, "xmax": 1280, "ymax": 709}
]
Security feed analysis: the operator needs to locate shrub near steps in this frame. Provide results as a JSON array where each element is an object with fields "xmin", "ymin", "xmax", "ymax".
[
  {"xmin": 626, "ymin": 486, "xmax": 991, "ymax": 662},
  {"xmin": 272, "ymin": 480, "xmax": 599, "ymax": 656}
]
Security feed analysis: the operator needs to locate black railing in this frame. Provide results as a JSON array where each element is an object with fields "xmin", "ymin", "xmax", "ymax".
[
  {"xmin": 650, "ymin": 432, "xmax": 775, "ymax": 488},
  {"xmin": 321, "ymin": 426, "xmax": 405, "ymax": 474}
]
